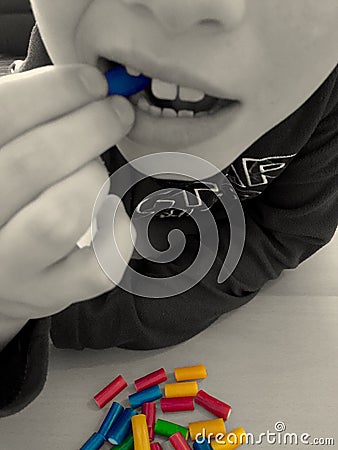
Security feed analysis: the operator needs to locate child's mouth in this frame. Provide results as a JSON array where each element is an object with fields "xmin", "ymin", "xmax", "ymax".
[
  {"xmin": 98, "ymin": 57, "xmax": 238, "ymax": 118},
  {"xmin": 130, "ymin": 83, "xmax": 234, "ymax": 118},
  {"xmin": 98, "ymin": 57, "xmax": 241, "ymax": 149}
]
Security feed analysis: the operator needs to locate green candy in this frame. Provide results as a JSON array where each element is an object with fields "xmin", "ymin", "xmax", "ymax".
[
  {"xmin": 111, "ymin": 433, "xmax": 134, "ymax": 450},
  {"xmin": 154, "ymin": 419, "xmax": 189, "ymax": 439}
]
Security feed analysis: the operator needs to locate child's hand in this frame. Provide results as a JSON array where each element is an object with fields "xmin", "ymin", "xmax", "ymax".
[{"xmin": 0, "ymin": 64, "xmax": 135, "ymax": 323}]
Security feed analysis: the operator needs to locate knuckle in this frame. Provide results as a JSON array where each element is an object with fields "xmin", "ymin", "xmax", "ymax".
[
  {"xmin": 3, "ymin": 130, "xmax": 47, "ymax": 179},
  {"xmin": 0, "ymin": 146, "xmax": 24, "ymax": 183},
  {"xmin": 86, "ymin": 159, "xmax": 109, "ymax": 184},
  {"xmin": 27, "ymin": 200, "xmax": 85, "ymax": 246},
  {"xmin": 27, "ymin": 166, "xmax": 108, "ymax": 247},
  {"xmin": 59, "ymin": 63, "xmax": 107, "ymax": 99},
  {"xmin": 79, "ymin": 161, "xmax": 109, "ymax": 201},
  {"xmin": 1, "ymin": 122, "xmax": 64, "ymax": 195}
]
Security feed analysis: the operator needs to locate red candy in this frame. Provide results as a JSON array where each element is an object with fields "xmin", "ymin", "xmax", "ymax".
[
  {"xmin": 151, "ymin": 443, "xmax": 163, "ymax": 450},
  {"xmin": 142, "ymin": 402, "xmax": 156, "ymax": 441},
  {"xmin": 160, "ymin": 397, "xmax": 195, "ymax": 413},
  {"xmin": 94, "ymin": 375, "xmax": 128, "ymax": 408},
  {"xmin": 135, "ymin": 368, "xmax": 167, "ymax": 392},
  {"xmin": 169, "ymin": 432, "xmax": 191, "ymax": 449},
  {"xmin": 195, "ymin": 390, "xmax": 232, "ymax": 420}
]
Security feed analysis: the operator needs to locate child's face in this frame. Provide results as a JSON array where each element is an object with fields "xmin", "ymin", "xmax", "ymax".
[{"xmin": 31, "ymin": 0, "xmax": 338, "ymax": 170}]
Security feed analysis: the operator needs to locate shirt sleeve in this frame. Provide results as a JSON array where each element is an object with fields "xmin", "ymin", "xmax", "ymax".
[
  {"xmin": 0, "ymin": 1, "xmax": 34, "ymax": 56},
  {"xmin": 232, "ymin": 98, "xmax": 338, "ymax": 294},
  {"xmin": 51, "ymin": 90, "xmax": 337, "ymax": 352},
  {"xmin": 0, "ymin": 318, "xmax": 50, "ymax": 417}
]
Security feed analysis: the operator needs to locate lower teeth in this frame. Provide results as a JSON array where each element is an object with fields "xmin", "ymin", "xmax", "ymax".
[{"xmin": 130, "ymin": 92, "xmax": 217, "ymax": 118}]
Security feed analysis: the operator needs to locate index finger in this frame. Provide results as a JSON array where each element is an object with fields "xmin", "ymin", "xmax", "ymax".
[{"xmin": 0, "ymin": 64, "xmax": 108, "ymax": 148}]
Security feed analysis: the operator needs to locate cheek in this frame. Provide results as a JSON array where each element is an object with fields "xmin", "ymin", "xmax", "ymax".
[
  {"xmin": 243, "ymin": 0, "xmax": 338, "ymax": 111},
  {"xmin": 253, "ymin": 0, "xmax": 338, "ymax": 66},
  {"xmin": 31, "ymin": 0, "xmax": 94, "ymax": 63}
]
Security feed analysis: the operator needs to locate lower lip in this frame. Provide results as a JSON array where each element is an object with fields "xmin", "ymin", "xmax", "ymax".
[{"xmin": 126, "ymin": 101, "xmax": 241, "ymax": 149}]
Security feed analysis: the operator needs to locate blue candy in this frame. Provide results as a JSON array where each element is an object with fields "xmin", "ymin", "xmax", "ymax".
[
  {"xmin": 128, "ymin": 384, "xmax": 162, "ymax": 409},
  {"xmin": 80, "ymin": 432, "xmax": 105, "ymax": 450},
  {"xmin": 193, "ymin": 440, "xmax": 213, "ymax": 450},
  {"xmin": 105, "ymin": 65, "xmax": 151, "ymax": 97},
  {"xmin": 98, "ymin": 401, "xmax": 124, "ymax": 438},
  {"xmin": 106, "ymin": 407, "xmax": 137, "ymax": 445}
]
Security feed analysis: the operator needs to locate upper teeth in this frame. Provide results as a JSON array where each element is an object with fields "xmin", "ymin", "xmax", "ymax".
[
  {"xmin": 151, "ymin": 78, "xmax": 205, "ymax": 102},
  {"xmin": 125, "ymin": 65, "xmax": 206, "ymax": 103},
  {"xmin": 178, "ymin": 86, "xmax": 205, "ymax": 102},
  {"xmin": 152, "ymin": 79, "xmax": 177, "ymax": 100},
  {"xmin": 126, "ymin": 66, "xmax": 142, "ymax": 77}
]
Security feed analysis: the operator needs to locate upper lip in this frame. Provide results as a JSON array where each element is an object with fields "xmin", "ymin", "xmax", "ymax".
[{"xmin": 99, "ymin": 48, "xmax": 237, "ymax": 100}]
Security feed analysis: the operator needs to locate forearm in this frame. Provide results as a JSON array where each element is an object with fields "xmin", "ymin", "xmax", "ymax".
[{"xmin": 50, "ymin": 228, "xmax": 255, "ymax": 351}]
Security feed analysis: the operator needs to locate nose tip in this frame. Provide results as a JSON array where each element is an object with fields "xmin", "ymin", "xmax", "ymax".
[{"xmin": 122, "ymin": 0, "xmax": 246, "ymax": 34}]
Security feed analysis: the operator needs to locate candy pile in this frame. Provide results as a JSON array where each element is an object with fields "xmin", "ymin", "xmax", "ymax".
[{"xmin": 80, "ymin": 364, "xmax": 246, "ymax": 450}]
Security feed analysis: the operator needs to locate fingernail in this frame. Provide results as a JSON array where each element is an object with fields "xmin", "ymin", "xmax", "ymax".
[
  {"xmin": 79, "ymin": 66, "xmax": 108, "ymax": 98},
  {"xmin": 110, "ymin": 95, "xmax": 135, "ymax": 129}
]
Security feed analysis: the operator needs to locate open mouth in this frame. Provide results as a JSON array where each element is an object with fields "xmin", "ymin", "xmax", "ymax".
[{"xmin": 98, "ymin": 57, "xmax": 239, "ymax": 119}]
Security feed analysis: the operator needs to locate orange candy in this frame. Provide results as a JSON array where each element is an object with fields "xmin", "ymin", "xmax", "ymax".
[
  {"xmin": 132, "ymin": 415, "xmax": 151, "ymax": 450},
  {"xmin": 174, "ymin": 364, "xmax": 208, "ymax": 382},
  {"xmin": 210, "ymin": 427, "xmax": 247, "ymax": 449},
  {"xmin": 189, "ymin": 418, "xmax": 226, "ymax": 441},
  {"xmin": 164, "ymin": 382, "xmax": 199, "ymax": 399}
]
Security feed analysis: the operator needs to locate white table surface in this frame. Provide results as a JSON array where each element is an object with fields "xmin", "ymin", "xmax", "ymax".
[{"xmin": 1, "ymin": 234, "xmax": 337, "ymax": 450}]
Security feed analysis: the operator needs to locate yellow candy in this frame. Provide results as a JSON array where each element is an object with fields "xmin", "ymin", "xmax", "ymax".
[
  {"xmin": 174, "ymin": 364, "xmax": 208, "ymax": 381},
  {"xmin": 132, "ymin": 414, "xmax": 151, "ymax": 450},
  {"xmin": 211, "ymin": 428, "xmax": 247, "ymax": 449},
  {"xmin": 189, "ymin": 418, "xmax": 226, "ymax": 441},
  {"xmin": 164, "ymin": 381, "xmax": 199, "ymax": 398}
]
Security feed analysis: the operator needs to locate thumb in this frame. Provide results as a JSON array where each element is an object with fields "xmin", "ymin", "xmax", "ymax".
[{"xmin": 109, "ymin": 95, "xmax": 135, "ymax": 132}]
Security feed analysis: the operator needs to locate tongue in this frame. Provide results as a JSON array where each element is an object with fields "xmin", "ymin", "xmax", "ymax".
[{"xmin": 145, "ymin": 85, "xmax": 218, "ymax": 113}]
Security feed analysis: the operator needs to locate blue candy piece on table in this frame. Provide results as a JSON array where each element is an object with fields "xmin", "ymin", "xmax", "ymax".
[
  {"xmin": 193, "ymin": 440, "xmax": 213, "ymax": 450},
  {"xmin": 80, "ymin": 432, "xmax": 105, "ymax": 450},
  {"xmin": 106, "ymin": 407, "xmax": 138, "ymax": 445},
  {"xmin": 98, "ymin": 401, "xmax": 124, "ymax": 438},
  {"xmin": 128, "ymin": 384, "xmax": 163, "ymax": 409},
  {"xmin": 105, "ymin": 65, "xmax": 151, "ymax": 97}
]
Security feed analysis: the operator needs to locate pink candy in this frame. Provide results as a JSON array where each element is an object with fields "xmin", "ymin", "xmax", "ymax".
[
  {"xmin": 150, "ymin": 443, "xmax": 163, "ymax": 450},
  {"xmin": 93, "ymin": 375, "xmax": 128, "ymax": 409},
  {"xmin": 160, "ymin": 397, "xmax": 195, "ymax": 413},
  {"xmin": 195, "ymin": 390, "xmax": 232, "ymax": 420},
  {"xmin": 142, "ymin": 402, "xmax": 156, "ymax": 441},
  {"xmin": 135, "ymin": 368, "xmax": 167, "ymax": 392},
  {"xmin": 169, "ymin": 432, "xmax": 191, "ymax": 449}
]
